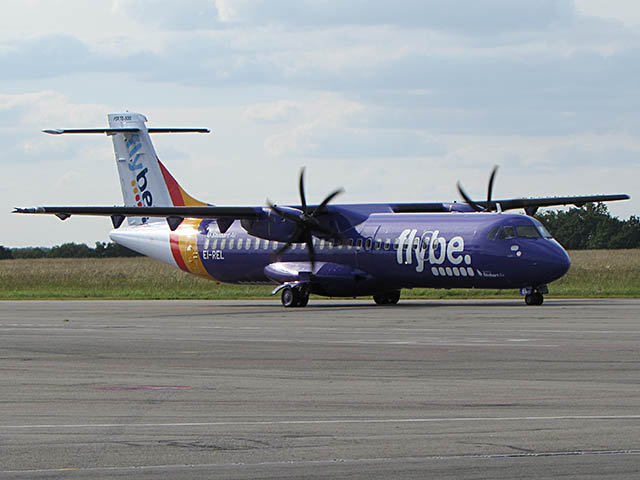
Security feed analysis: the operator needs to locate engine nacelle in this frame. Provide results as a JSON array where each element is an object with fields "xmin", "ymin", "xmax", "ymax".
[
  {"xmin": 443, "ymin": 202, "xmax": 476, "ymax": 213},
  {"xmin": 241, "ymin": 207, "xmax": 303, "ymax": 242}
]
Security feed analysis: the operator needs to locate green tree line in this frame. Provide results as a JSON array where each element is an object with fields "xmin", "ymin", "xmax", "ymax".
[
  {"xmin": 0, "ymin": 242, "xmax": 142, "ymax": 260},
  {"xmin": 535, "ymin": 203, "xmax": 639, "ymax": 249}
]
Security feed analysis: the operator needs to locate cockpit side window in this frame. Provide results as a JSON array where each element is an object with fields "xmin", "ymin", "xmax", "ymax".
[
  {"xmin": 536, "ymin": 224, "xmax": 553, "ymax": 239},
  {"xmin": 515, "ymin": 225, "xmax": 541, "ymax": 239},
  {"xmin": 496, "ymin": 226, "xmax": 515, "ymax": 240},
  {"xmin": 486, "ymin": 226, "xmax": 500, "ymax": 240}
]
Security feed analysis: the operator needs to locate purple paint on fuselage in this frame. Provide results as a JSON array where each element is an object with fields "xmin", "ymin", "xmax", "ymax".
[{"xmin": 196, "ymin": 212, "xmax": 570, "ymax": 296}]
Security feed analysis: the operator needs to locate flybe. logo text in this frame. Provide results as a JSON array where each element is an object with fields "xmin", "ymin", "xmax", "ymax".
[
  {"xmin": 125, "ymin": 134, "xmax": 153, "ymax": 206},
  {"xmin": 396, "ymin": 229, "xmax": 474, "ymax": 276}
]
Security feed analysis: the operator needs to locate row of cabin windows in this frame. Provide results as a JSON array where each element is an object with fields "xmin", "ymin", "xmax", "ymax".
[{"xmin": 206, "ymin": 237, "xmax": 403, "ymax": 251}]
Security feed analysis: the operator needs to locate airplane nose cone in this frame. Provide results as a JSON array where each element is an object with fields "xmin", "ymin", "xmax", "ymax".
[{"xmin": 545, "ymin": 240, "xmax": 571, "ymax": 281}]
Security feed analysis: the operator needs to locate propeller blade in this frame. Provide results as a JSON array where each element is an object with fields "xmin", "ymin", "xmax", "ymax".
[
  {"xmin": 456, "ymin": 182, "xmax": 484, "ymax": 212},
  {"xmin": 298, "ymin": 167, "xmax": 307, "ymax": 214},
  {"xmin": 315, "ymin": 187, "xmax": 344, "ymax": 214},
  {"xmin": 487, "ymin": 165, "xmax": 498, "ymax": 211},
  {"xmin": 305, "ymin": 233, "xmax": 316, "ymax": 273},
  {"xmin": 274, "ymin": 241, "xmax": 293, "ymax": 259}
]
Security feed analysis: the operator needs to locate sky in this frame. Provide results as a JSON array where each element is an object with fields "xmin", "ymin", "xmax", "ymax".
[{"xmin": 1, "ymin": 0, "xmax": 639, "ymax": 247}]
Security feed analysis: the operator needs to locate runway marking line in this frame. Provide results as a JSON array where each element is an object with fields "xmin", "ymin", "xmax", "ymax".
[
  {"xmin": 2, "ymin": 414, "xmax": 640, "ymax": 430},
  {"xmin": 3, "ymin": 449, "xmax": 640, "ymax": 475}
]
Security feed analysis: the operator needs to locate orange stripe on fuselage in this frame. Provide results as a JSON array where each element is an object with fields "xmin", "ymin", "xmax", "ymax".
[
  {"xmin": 158, "ymin": 158, "xmax": 210, "ymax": 274},
  {"xmin": 174, "ymin": 219, "xmax": 211, "ymax": 279}
]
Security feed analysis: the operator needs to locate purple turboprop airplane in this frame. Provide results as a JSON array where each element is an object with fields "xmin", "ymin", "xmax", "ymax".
[{"xmin": 15, "ymin": 112, "xmax": 630, "ymax": 307}]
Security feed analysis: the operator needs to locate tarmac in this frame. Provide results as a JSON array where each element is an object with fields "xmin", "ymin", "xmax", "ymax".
[{"xmin": 0, "ymin": 298, "xmax": 639, "ymax": 479}]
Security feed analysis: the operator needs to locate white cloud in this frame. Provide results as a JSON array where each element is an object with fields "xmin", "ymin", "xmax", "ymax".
[
  {"xmin": 1, "ymin": 0, "xmax": 639, "ymax": 246},
  {"xmin": 575, "ymin": 0, "xmax": 640, "ymax": 27},
  {"xmin": 244, "ymin": 100, "xmax": 300, "ymax": 124}
]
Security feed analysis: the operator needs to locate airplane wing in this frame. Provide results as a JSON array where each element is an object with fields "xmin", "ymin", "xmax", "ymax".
[
  {"xmin": 14, "ymin": 192, "xmax": 630, "ymax": 224},
  {"xmin": 13, "ymin": 206, "xmax": 263, "ymax": 231},
  {"xmin": 392, "ymin": 194, "xmax": 630, "ymax": 216}
]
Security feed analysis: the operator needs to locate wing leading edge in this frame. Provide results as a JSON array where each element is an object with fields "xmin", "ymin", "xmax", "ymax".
[
  {"xmin": 14, "ymin": 193, "xmax": 630, "ymax": 233},
  {"xmin": 392, "ymin": 194, "xmax": 630, "ymax": 216}
]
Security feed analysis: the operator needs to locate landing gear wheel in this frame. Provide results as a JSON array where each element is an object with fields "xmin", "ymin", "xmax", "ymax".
[
  {"xmin": 297, "ymin": 289, "xmax": 310, "ymax": 307},
  {"xmin": 281, "ymin": 286, "xmax": 309, "ymax": 308},
  {"xmin": 373, "ymin": 290, "xmax": 401, "ymax": 305},
  {"xmin": 525, "ymin": 292, "xmax": 544, "ymax": 306},
  {"xmin": 281, "ymin": 286, "xmax": 299, "ymax": 308}
]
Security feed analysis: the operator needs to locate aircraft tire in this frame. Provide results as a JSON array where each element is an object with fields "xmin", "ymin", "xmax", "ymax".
[
  {"xmin": 525, "ymin": 292, "xmax": 544, "ymax": 306},
  {"xmin": 373, "ymin": 291, "xmax": 401, "ymax": 305},
  {"xmin": 387, "ymin": 290, "xmax": 401, "ymax": 305},
  {"xmin": 373, "ymin": 293, "xmax": 388, "ymax": 305},
  {"xmin": 281, "ymin": 287, "xmax": 299, "ymax": 308},
  {"xmin": 297, "ymin": 292, "xmax": 309, "ymax": 307}
]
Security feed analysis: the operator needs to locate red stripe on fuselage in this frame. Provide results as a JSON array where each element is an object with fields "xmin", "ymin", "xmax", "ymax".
[
  {"xmin": 159, "ymin": 159, "xmax": 188, "ymax": 269},
  {"xmin": 170, "ymin": 231, "xmax": 188, "ymax": 272}
]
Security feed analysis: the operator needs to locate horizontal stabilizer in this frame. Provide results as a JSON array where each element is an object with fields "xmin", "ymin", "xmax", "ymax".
[
  {"xmin": 43, "ymin": 128, "xmax": 209, "ymax": 135},
  {"xmin": 13, "ymin": 205, "xmax": 262, "ymax": 219}
]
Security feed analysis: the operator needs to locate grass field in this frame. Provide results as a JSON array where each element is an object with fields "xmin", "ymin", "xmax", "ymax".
[{"xmin": 1, "ymin": 250, "xmax": 639, "ymax": 300}]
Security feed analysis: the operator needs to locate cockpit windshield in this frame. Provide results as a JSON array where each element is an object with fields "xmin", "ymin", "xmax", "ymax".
[
  {"xmin": 515, "ymin": 225, "xmax": 541, "ymax": 239},
  {"xmin": 487, "ymin": 221, "xmax": 554, "ymax": 241}
]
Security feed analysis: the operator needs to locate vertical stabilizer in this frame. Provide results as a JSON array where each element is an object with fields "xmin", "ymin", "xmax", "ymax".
[{"xmin": 108, "ymin": 113, "xmax": 207, "ymax": 225}]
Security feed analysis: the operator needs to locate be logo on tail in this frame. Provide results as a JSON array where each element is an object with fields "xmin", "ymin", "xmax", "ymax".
[{"xmin": 125, "ymin": 134, "xmax": 153, "ymax": 207}]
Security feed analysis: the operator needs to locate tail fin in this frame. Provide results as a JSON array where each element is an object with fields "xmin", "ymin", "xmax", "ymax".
[{"xmin": 107, "ymin": 113, "xmax": 208, "ymax": 224}]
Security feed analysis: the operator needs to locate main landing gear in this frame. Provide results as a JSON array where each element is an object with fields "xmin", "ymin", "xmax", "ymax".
[
  {"xmin": 281, "ymin": 285, "xmax": 310, "ymax": 308},
  {"xmin": 521, "ymin": 285, "xmax": 548, "ymax": 306},
  {"xmin": 373, "ymin": 290, "xmax": 401, "ymax": 305}
]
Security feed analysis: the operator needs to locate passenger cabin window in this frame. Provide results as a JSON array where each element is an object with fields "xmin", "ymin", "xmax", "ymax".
[
  {"xmin": 496, "ymin": 226, "xmax": 515, "ymax": 240},
  {"xmin": 356, "ymin": 238, "xmax": 363, "ymax": 249},
  {"xmin": 516, "ymin": 225, "xmax": 541, "ymax": 239},
  {"xmin": 245, "ymin": 238, "xmax": 251, "ymax": 249},
  {"xmin": 229, "ymin": 238, "xmax": 235, "ymax": 249},
  {"xmin": 348, "ymin": 238, "xmax": 354, "ymax": 249},
  {"xmin": 384, "ymin": 239, "xmax": 391, "ymax": 250},
  {"xmin": 263, "ymin": 240, "xmax": 269, "ymax": 250},
  {"xmin": 375, "ymin": 238, "xmax": 382, "ymax": 250},
  {"xmin": 237, "ymin": 238, "xmax": 243, "ymax": 249},
  {"xmin": 220, "ymin": 239, "xmax": 227, "ymax": 249},
  {"xmin": 365, "ymin": 238, "xmax": 372, "ymax": 250},
  {"xmin": 211, "ymin": 238, "xmax": 218, "ymax": 249}
]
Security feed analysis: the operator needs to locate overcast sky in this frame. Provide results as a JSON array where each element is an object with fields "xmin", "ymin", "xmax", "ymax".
[{"xmin": 2, "ymin": 0, "xmax": 639, "ymax": 247}]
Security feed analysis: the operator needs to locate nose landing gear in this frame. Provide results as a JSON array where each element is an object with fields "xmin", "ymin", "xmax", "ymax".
[
  {"xmin": 521, "ymin": 285, "xmax": 548, "ymax": 306},
  {"xmin": 524, "ymin": 292, "xmax": 544, "ymax": 305}
]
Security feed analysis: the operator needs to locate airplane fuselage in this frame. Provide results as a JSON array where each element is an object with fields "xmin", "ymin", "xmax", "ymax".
[{"xmin": 111, "ymin": 211, "xmax": 570, "ymax": 298}]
